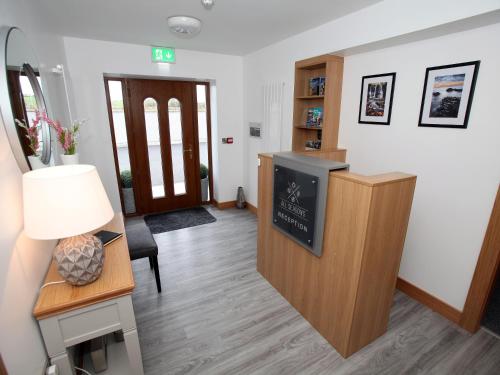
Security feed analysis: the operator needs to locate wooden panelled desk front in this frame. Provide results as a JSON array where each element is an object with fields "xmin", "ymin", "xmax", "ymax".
[
  {"xmin": 257, "ymin": 153, "xmax": 416, "ymax": 357},
  {"xmin": 33, "ymin": 213, "xmax": 144, "ymax": 375}
]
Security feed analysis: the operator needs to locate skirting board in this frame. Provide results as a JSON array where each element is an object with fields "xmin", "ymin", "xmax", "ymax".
[
  {"xmin": 214, "ymin": 200, "xmax": 259, "ymax": 213},
  {"xmin": 245, "ymin": 202, "xmax": 463, "ymax": 325},
  {"xmin": 245, "ymin": 204, "xmax": 464, "ymax": 327},
  {"xmin": 213, "ymin": 200, "xmax": 236, "ymax": 209},
  {"xmin": 247, "ymin": 202, "xmax": 257, "ymax": 215},
  {"xmin": 396, "ymin": 277, "xmax": 462, "ymax": 324}
]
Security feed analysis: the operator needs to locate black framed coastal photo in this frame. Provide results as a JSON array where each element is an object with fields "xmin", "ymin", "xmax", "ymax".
[
  {"xmin": 418, "ymin": 61, "xmax": 480, "ymax": 128},
  {"xmin": 358, "ymin": 72, "xmax": 396, "ymax": 125}
]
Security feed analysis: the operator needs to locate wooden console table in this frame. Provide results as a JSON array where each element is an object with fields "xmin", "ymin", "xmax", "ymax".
[{"xmin": 33, "ymin": 213, "xmax": 144, "ymax": 375}]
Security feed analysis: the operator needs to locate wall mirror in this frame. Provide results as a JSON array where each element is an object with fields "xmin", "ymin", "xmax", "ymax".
[{"xmin": 0, "ymin": 26, "xmax": 51, "ymax": 172}]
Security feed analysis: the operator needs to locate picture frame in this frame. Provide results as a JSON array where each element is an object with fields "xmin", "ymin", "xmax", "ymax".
[
  {"xmin": 358, "ymin": 72, "xmax": 396, "ymax": 125},
  {"xmin": 418, "ymin": 61, "xmax": 480, "ymax": 129}
]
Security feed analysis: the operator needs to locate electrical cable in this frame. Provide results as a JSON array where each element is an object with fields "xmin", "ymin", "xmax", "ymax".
[
  {"xmin": 40, "ymin": 280, "xmax": 66, "ymax": 289},
  {"xmin": 75, "ymin": 366, "xmax": 93, "ymax": 375}
]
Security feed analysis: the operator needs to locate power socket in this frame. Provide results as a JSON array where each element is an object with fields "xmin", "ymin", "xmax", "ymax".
[{"xmin": 46, "ymin": 364, "xmax": 58, "ymax": 375}]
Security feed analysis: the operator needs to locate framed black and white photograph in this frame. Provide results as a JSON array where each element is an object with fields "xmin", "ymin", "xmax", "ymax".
[
  {"xmin": 418, "ymin": 61, "xmax": 480, "ymax": 128},
  {"xmin": 358, "ymin": 72, "xmax": 396, "ymax": 125}
]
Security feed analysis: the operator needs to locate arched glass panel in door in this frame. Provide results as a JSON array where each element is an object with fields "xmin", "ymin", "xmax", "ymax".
[
  {"xmin": 144, "ymin": 97, "xmax": 165, "ymax": 198},
  {"xmin": 168, "ymin": 98, "xmax": 187, "ymax": 195}
]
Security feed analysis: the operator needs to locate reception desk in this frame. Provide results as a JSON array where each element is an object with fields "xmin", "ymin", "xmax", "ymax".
[{"xmin": 257, "ymin": 152, "xmax": 416, "ymax": 358}]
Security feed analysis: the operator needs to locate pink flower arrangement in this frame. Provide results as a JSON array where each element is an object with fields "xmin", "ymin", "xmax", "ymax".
[
  {"xmin": 16, "ymin": 111, "xmax": 85, "ymax": 156},
  {"xmin": 45, "ymin": 114, "xmax": 84, "ymax": 155},
  {"xmin": 15, "ymin": 111, "xmax": 45, "ymax": 156},
  {"xmin": 50, "ymin": 120, "xmax": 76, "ymax": 155}
]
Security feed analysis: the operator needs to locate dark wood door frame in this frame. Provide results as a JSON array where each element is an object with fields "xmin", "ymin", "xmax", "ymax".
[
  {"xmin": 460, "ymin": 184, "xmax": 500, "ymax": 332},
  {"xmin": 104, "ymin": 77, "xmax": 139, "ymax": 216},
  {"xmin": 7, "ymin": 69, "xmax": 35, "ymax": 158},
  {"xmin": 0, "ymin": 353, "xmax": 7, "ymax": 375},
  {"xmin": 104, "ymin": 76, "xmax": 214, "ymax": 216},
  {"xmin": 198, "ymin": 82, "xmax": 214, "ymax": 205}
]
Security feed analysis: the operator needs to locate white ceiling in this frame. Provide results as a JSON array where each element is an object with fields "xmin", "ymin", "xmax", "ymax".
[{"xmin": 29, "ymin": 0, "xmax": 382, "ymax": 55}]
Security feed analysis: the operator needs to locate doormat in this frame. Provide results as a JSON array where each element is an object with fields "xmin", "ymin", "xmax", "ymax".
[{"xmin": 144, "ymin": 207, "xmax": 216, "ymax": 234}]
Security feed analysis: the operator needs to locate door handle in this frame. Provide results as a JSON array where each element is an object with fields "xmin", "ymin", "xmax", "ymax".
[{"xmin": 183, "ymin": 146, "xmax": 193, "ymax": 160}]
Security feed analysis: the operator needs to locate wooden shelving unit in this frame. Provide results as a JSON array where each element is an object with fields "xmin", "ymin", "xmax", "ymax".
[
  {"xmin": 296, "ymin": 95, "xmax": 325, "ymax": 100},
  {"xmin": 295, "ymin": 125, "xmax": 323, "ymax": 130},
  {"xmin": 292, "ymin": 54, "xmax": 344, "ymax": 153}
]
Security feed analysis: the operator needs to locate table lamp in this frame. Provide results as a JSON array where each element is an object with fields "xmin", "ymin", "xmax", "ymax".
[{"xmin": 23, "ymin": 164, "xmax": 114, "ymax": 286}]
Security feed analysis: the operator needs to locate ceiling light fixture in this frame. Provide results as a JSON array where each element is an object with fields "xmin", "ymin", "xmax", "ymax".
[
  {"xmin": 201, "ymin": 0, "xmax": 215, "ymax": 10},
  {"xmin": 167, "ymin": 16, "xmax": 202, "ymax": 38}
]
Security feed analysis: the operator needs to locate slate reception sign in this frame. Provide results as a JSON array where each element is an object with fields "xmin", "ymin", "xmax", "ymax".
[
  {"xmin": 271, "ymin": 153, "xmax": 349, "ymax": 257},
  {"xmin": 273, "ymin": 165, "xmax": 318, "ymax": 249}
]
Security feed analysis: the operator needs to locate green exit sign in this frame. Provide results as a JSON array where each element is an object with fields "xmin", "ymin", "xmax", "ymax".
[{"xmin": 151, "ymin": 47, "xmax": 176, "ymax": 63}]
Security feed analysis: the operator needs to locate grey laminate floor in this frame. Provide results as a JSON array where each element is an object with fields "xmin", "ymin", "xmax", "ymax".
[{"xmin": 129, "ymin": 207, "xmax": 500, "ymax": 375}]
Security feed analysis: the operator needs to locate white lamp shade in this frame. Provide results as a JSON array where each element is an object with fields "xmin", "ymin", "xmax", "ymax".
[{"xmin": 23, "ymin": 165, "xmax": 114, "ymax": 240}]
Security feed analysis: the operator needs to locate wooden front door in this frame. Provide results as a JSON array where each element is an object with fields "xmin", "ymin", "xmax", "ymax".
[{"xmin": 125, "ymin": 78, "xmax": 201, "ymax": 214}]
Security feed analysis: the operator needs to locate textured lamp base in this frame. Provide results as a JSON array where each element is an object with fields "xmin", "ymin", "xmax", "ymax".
[{"xmin": 54, "ymin": 234, "xmax": 104, "ymax": 286}]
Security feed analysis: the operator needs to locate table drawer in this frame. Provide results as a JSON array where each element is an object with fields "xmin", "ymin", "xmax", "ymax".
[
  {"xmin": 59, "ymin": 303, "xmax": 121, "ymax": 347},
  {"xmin": 39, "ymin": 296, "xmax": 136, "ymax": 356}
]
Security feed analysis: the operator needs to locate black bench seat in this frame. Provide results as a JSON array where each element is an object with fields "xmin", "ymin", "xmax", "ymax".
[{"xmin": 125, "ymin": 219, "xmax": 162, "ymax": 293}]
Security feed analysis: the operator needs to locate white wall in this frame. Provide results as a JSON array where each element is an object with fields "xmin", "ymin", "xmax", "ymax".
[
  {"xmin": 0, "ymin": 4, "xmax": 498, "ymax": 373},
  {"xmin": 0, "ymin": 0, "xmax": 70, "ymax": 373},
  {"xmin": 243, "ymin": 0, "xmax": 500, "ymax": 206},
  {"xmin": 340, "ymin": 23, "xmax": 500, "ymax": 310},
  {"xmin": 62, "ymin": 37, "xmax": 244, "ymax": 210},
  {"xmin": 243, "ymin": 0, "xmax": 500, "ymax": 310}
]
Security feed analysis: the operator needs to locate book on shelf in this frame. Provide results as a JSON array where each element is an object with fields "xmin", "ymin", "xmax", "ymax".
[
  {"xmin": 305, "ymin": 107, "xmax": 323, "ymax": 128},
  {"xmin": 305, "ymin": 140, "xmax": 321, "ymax": 150},
  {"xmin": 308, "ymin": 76, "xmax": 326, "ymax": 96}
]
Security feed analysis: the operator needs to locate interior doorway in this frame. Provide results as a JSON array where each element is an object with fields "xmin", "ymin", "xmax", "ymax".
[
  {"xmin": 104, "ymin": 77, "xmax": 213, "ymax": 216},
  {"xmin": 460, "ymin": 184, "xmax": 500, "ymax": 333},
  {"xmin": 482, "ymin": 270, "xmax": 500, "ymax": 336}
]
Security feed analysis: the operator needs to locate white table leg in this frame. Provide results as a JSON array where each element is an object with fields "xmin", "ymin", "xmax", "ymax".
[
  {"xmin": 123, "ymin": 329, "xmax": 144, "ymax": 375},
  {"xmin": 50, "ymin": 351, "xmax": 75, "ymax": 375}
]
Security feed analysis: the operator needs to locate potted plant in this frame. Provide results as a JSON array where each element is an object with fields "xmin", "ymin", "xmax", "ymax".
[
  {"xmin": 37, "ymin": 111, "xmax": 85, "ymax": 165},
  {"xmin": 200, "ymin": 163, "xmax": 209, "ymax": 202},
  {"xmin": 120, "ymin": 170, "xmax": 136, "ymax": 214},
  {"xmin": 15, "ymin": 112, "xmax": 45, "ymax": 169},
  {"xmin": 50, "ymin": 118, "xmax": 85, "ymax": 165}
]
